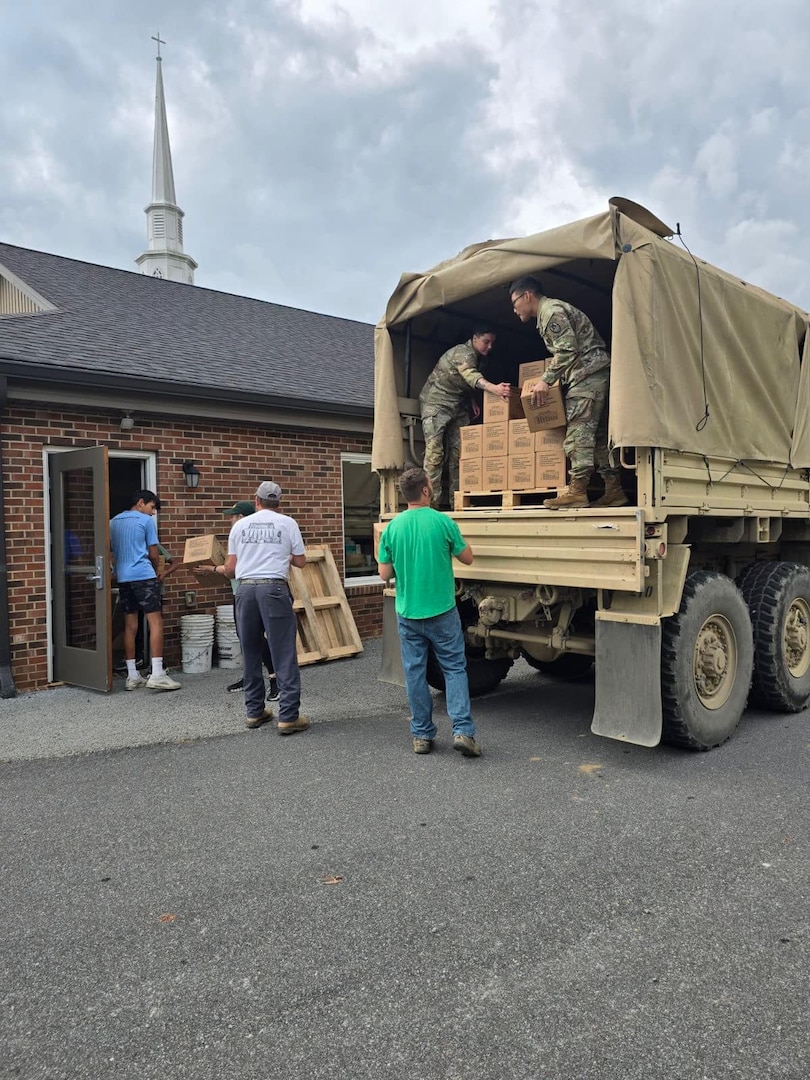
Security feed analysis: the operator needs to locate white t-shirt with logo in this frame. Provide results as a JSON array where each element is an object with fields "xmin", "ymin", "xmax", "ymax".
[{"xmin": 228, "ymin": 510, "xmax": 306, "ymax": 579}]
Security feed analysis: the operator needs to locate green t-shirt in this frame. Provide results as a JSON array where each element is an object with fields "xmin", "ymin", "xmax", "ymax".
[{"xmin": 378, "ymin": 507, "xmax": 468, "ymax": 619}]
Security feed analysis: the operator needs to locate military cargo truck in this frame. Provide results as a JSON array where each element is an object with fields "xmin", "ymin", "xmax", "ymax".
[{"xmin": 372, "ymin": 198, "xmax": 810, "ymax": 750}]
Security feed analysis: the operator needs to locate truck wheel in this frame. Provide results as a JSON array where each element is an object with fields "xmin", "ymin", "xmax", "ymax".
[
  {"xmin": 661, "ymin": 570, "xmax": 753, "ymax": 750},
  {"xmin": 737, "ymin": 561, "xmax": 810, "ymax": 712},
  {"xmin": 426, "ymin": 648, "xmax": 513, "ymax": 698},
  {"xmin": 522, "ymin": 651, "xmax": 594, "ymax": 680}
]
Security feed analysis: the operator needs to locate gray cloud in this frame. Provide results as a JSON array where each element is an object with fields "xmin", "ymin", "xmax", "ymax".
[
  {"xmin": 3, "ymin": 0, "xmax": 810, "ymax": 324},
  {"xmin": 1, "ymin": 0, "xmax": 502, "ymax": 322}
]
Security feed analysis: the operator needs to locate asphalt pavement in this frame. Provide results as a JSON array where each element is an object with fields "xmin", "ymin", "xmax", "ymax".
[{"xmin": 1, "ymin": 641, "xmax": 807, "ymax": 1080}]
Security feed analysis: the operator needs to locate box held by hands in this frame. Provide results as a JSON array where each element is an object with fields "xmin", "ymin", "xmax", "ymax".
[
  {"xmin": 183, "ymin": 535, "xmax": 227, "ymax": 566},
  {"xmin": 521, "ymin": 378, "xmax": 566, "ymax": 432}
]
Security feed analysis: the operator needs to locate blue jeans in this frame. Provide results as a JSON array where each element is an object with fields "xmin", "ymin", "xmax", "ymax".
[
  {"xmin": 235, "ymin": 580, "xmax": 300, "ymax": 722},
  {"xmin": 397, "ymin": 606, "xmax": 475, "ymax": 741}
]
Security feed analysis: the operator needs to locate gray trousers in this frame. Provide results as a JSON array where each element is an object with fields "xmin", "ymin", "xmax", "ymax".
[{"xmin": 235, "ymin": 579, "xmax": 300, "ymax": 721}]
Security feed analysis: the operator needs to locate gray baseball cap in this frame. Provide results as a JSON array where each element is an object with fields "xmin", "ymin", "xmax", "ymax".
[{"xmin": 255, "ymin": 481, "xmax": 282, "ymax": 500}]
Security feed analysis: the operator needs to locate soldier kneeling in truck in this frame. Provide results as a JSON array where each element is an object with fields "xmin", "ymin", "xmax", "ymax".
[{"xmin": 510, "ymin": 275, "xmax": 628, "ymax": 509}]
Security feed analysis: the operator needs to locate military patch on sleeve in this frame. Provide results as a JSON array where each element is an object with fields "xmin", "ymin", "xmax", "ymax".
[{"xmin": 549, "ymin": 321, "xmax": 562, "ymax": 334}]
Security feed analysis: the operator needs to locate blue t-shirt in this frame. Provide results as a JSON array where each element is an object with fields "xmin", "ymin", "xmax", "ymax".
[{"xmin": 110, "ymin": 510, "xmax": 159, "ymax": 583}]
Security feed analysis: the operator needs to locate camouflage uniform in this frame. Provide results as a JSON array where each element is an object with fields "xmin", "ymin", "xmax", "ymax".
[
  {"xmin": 536, "ymin": 299, "xmax": 617, "ymax": 482},
  {"xmin": 420, "ymin": 340, "xmax": 484, "ymax": 506}
]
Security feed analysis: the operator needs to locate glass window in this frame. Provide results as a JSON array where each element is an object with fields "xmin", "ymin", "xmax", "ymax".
[{"xmin": 341, "ymin": 454, "xmax": 379, "ymax": 585}]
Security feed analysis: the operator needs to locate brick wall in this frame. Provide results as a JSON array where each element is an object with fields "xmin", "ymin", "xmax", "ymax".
[{"xmin": 1, "ymin": 402, "xmax": 383, "ymax": 691}]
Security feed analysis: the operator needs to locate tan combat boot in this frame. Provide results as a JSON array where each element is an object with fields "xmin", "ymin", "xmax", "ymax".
[
  {"xmin": 543, "ymin": 474, "xmax": 591, "ymax": 510},
  {"xmin": 590, "ymin": 474, "xmax": 629, "ymax": 508}
]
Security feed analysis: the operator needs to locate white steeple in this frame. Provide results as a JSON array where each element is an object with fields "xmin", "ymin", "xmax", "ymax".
[{"xmin": 135, "ymin": 34, "xmax": 198, "ymax": 284}]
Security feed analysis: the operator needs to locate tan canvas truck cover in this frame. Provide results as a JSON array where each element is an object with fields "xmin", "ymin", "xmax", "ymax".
[{"xmin": 373, "ymin": 198, "xmax": 810, "ymax": 471}]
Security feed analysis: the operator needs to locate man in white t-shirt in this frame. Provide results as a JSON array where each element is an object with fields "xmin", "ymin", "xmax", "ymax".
[{"xmin": 216, "ymin": 481, "xmax": 308, "ymax": 732}]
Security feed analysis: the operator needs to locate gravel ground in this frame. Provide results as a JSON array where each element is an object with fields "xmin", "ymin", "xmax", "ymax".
[{"xmin": 0, "ymin": 638, "xmax": 411, "ymax": 762}]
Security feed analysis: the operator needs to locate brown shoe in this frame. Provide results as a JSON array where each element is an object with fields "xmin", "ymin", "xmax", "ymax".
[
  {"xmin": 543, "ymin": 474, "xmax": 590, "ymax": 510},
  {"xmin": 452, "ymin": 734, "xmax": 482, "ymax": 757},
  {"xmin": 277, "ymin": 715, "xmax": 310, "ymax": 736},
  {"xmin": 245, "ymin": 708, "xmax": 274, "ymax": 729},
  {"xmin": 589, "ymin": 474, "xmax": 629, "ymax": 507}
]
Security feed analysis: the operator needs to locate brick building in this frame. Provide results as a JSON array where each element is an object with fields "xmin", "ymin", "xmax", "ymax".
[{"xmin": 0, "ymin": 244, "xmax": 383, "ymax": 694}]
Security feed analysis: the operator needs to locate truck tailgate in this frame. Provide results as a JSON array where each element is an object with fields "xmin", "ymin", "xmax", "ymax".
[{"xmin": 451, "ymin": 507, "xmax": 645, "ymax": 592}]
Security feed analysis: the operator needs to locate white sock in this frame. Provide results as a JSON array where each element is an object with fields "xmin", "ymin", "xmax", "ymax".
[
  {"xmin": 126, "ymin": 660, "xmax": 138, "ymax": 678},
  {"xmin": 151, "ymin": 657, "xmax": 165, "ymax": 677}
]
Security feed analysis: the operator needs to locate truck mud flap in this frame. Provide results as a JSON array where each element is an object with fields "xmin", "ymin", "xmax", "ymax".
[
  {"xmin": 379, "ymin": 592, "xmax": 405, "ymax": 687},
  {"xmin": 591, "ymin": 618, "xmax": 662, "ymax": 747}
]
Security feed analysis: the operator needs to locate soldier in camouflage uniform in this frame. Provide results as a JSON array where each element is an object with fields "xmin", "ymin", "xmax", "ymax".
[
  {"xmin": 420, "ymin": 330, "xmax": 511, "ymax": 507},
  {"xmin": 510, "ymin": 275, "xmax": 628, "ymax": 509}
]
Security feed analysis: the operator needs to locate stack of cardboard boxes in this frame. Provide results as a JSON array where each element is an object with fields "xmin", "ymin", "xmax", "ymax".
[{"xmin": 458, "ymin": 360, "xmax": 568, "ymax": 494}]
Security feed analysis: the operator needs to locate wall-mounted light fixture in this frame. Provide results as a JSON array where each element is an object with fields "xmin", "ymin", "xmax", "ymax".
[
  {"xmin": 182, "ymin": 460, "xmax": 201, "ymax": 489},
  {"xmin": 120, "ymin": 413, "xmax": 135, "ymax": 431}
]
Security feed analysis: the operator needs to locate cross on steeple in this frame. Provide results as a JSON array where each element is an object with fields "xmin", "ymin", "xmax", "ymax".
[{"xmin": 152, "ymin": 32, "xmax": 166, "ymax": 59}]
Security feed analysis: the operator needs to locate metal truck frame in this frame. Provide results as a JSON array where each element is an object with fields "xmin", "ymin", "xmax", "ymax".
[{"xmin": 372, "ymin": 198, "xmax": 810, "ymax": 750}]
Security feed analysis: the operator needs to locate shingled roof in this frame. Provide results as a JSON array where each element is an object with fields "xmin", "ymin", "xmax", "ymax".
[{"xmin": 0, "ymin": 243, "xmax": 374, "ymax": 416}]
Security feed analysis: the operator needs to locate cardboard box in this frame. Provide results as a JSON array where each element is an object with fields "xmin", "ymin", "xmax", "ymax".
[
  {"xmin": 482, "ymin": 456, "xmax": 508, "ymax": 491},
  {"xmin": 459, "ymin": 457, "xmax": 483, "ymax": 492},
  {"xmin": 535, "ymin": 448, "xmax": 567, "ymax": 490},
  {"xmin": 483, "ymin": 421, "xmax": 509, "ymax": 458},
  {"xmin": 183, "ymin": 534, "xmax": 227, "ymax": 566},
  {"xmin": 508, "ymin": 453, "xmax": 536, "ymax": 490},
  {"xmin": 535, "ymin": 426, "xmax": 566, "ymax": 452},
  {"xmin": 518, "ymin": 359, "xmax": 548, "ymax": 387},
  {"xmin": 459, "ymin": 425, "xmax": 483, "ymax": 460},
  {"xmin": 483, "ymin": 388, "xmax": 524, "ymax": 423},
  {"xmin": 509, "ymin": 419, "xmax": 534, "ymax": 455},
  {"xmin": 521, "ymin": 377, "xmax": 566, "ymax": 432}
]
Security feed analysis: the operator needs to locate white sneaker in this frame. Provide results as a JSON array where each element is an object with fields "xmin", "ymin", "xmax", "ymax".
[
  {"xmin": 146, "ymin": 672, "xmax": 182, "ymax": 692},
  {"xmin": 125, "ymin": 674, "xmax": 147, "ymax": 691}
]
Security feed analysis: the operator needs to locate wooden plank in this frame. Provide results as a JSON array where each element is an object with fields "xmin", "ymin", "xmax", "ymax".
[
  {"xmin": 454, "ymin": 488, "xmax": 560, "ymax": 511},
  {"xmin": 318, "ymin": 546, "xmax": 364, "ymax": 653},
  {"xmin": 288, "ymin": 544, "xmax": 364, "ymax": 664}
]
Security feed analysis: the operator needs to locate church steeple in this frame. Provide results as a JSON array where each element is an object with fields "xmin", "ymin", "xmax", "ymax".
[{"xmin": 135, "ymin": 34, "xmax": 198, "ymax": 284}]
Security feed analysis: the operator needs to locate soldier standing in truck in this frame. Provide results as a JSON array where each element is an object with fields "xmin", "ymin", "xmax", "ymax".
[
  {"xmin": 420, "ymin": 328, "xmax": 512, "ymax": 508},
  {"xmin": 510, "ymin": 276, "xmax": 628, "ymax": 510}
]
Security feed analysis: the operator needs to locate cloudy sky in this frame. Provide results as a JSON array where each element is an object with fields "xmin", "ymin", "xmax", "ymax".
[{"xmin": 2, "ymin": 0, "xmax": 810, "ymax": 324}]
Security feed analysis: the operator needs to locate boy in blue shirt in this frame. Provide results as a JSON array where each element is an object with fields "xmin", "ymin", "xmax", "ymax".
[{"xmin": 109, "ymin": 490, "xmax": 181, "ymax": 691}]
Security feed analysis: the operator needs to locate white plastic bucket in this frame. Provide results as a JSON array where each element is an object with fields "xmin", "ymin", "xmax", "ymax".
[
  {"xmin": 180, "ymin": 614, "xmax": 215, "ymax": 674},
  {"xmin": 181, "ymin": 641, "xmax": 213, "ymax": 673},
  {"xmin": 215, "ymin": 607, "xmax": 242, "ymax": 669},
  {"xmin": 216, "ymin": 628, "xmax": 242, "ymax": 668}
]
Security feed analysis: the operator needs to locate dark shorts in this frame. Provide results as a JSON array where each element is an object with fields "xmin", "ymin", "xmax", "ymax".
[{"xmin": 118, "ymin": 578, "xmax": 162, "ymax": 615}]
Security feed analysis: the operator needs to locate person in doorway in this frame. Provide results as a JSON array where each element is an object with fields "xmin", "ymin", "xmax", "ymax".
[
  {"xmin": 510, "ymin": 275, "xmax": 628, "ymax": 509},
  {"xmin": 419, "ymin": 328, "xmax": 512, "ymax": 508},
  {"xmin": 196, "ymin": 500, "xmax": 278, "ymax": 701},
  {"xmin": 218, "ymin": 481, "xmax": 308, "ymax": 732},
  {"xmin": 377, "ymin": 466, "xmax": 481, "ymax": 758},
  {"xmin": 109, "ymin": 490, "xmax": 181, "ymax": 691}
]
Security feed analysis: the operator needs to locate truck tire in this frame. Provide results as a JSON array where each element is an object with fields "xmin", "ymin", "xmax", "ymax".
[
  {"xmin": 522, "ymin": 651, "xmax": 594, "ymax": 680},
  {"xmin": 426, "ymin": 647, "xmax": 513, "ymax": 698},
  {"xmin": 737, "ymin": 561, "xmax": 810, "ymax": 712},
  {"xmin": 661, "ymin": 570, "xmax": 753, "ymax": 750}
]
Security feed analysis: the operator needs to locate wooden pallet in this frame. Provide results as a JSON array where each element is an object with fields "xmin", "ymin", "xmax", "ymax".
[
  {"xmin": 289, "ymin": 544, "xmax": 364, "ymax": 666},
  {"xmin": 454, "ymin": 487, "xmax": 560, "ymax": 511}
]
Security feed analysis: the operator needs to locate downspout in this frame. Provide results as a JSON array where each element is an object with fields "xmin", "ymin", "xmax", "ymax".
[{"xmin": 0, "ymin": 376, "xmax": 17, "ymax": 696}]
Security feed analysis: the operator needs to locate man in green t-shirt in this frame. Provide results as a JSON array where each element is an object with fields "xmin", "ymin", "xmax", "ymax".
[{"xmin": 377, "ymin": 466, "xmax": 481, "ymax": 757}]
